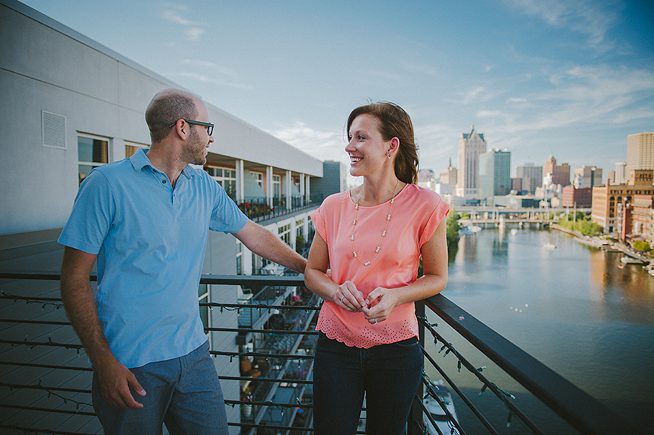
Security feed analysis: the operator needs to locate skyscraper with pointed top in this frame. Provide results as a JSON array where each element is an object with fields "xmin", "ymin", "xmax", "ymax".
[{"xmin": 456, "ymin": 125, "xmax": 487, "ymax": 197}]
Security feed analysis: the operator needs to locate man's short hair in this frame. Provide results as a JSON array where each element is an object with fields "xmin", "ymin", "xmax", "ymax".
[{"xmin": 145, "ymin": 90, "xmax": 198, "ymax": 143}]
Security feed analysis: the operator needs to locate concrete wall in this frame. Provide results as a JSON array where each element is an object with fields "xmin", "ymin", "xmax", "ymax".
[{"xmin": 0, "ymin": 0, "xmax": 322, "ymax": 236}]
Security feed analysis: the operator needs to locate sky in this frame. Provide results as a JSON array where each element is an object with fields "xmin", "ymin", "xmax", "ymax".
[{"xmin": 20, "ymin": 0, "xmax": 654, "ymax": 180}]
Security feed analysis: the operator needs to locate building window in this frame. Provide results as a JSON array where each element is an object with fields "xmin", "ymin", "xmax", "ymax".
[
  {"xmin": 296, "ymin": 218, "xmax": 304, "ymax": 239},
  {"xmin": 278, "ymin": 223, "xmax": 291, "ymax": 246},
  {"xmin": 78, "ymin": 134, "xmax": 109, "ymax": 185},
  {"xmin": 273, "ymin": 174, "xmax": 281, "ymax": 197},
  {"xmin": 207, "ymin": 166, "xmax": 237, "ymax": 199},
  {"xmin": 198, "ymin": 284, "xmax": 209, "ymax": 336},
  {"xmin": 125, "ymin": 143, "xmax": 149, "ymax": 158},
  {"xmin": 248, "ymin": 171, "xmax": 264, "ymax": 189}
]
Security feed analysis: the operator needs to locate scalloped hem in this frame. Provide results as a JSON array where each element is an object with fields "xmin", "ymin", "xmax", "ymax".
[{"xmin": 316, "ymin": 327, "xmax": 418, "ymax": 349}]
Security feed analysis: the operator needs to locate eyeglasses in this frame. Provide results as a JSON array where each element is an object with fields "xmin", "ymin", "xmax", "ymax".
[{"xmin": 169, "ymin": 119, "xmax": 214, "ymax": 136}]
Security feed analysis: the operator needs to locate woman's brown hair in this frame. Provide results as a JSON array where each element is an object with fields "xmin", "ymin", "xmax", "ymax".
[{"xmin": 347, "ymin": 102, "xmax": 419, "ymax": 184}]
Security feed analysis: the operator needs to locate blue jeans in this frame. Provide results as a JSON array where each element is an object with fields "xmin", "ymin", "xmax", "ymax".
[
  {"xmin": 92, "ymin": 341, "xmax": 228, "ymax": 435},
  {"xmin": 313, "ymin": 333, "xmax": 423, "ymax": 435}
]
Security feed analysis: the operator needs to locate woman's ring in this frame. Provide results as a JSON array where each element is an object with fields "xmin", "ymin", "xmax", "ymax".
[
  {"xmin": 372, "ymin": 319, "xmax": 377, "ymax": 324},
  {"xmin": 340, "ymin": 295, "xmax": 345, "ymax": 304}
]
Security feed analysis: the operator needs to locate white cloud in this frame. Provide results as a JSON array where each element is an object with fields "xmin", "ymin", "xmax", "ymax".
[
  {"xmin": 505, "ymin": 0, "xmax": 619, "ymax": 50},
  {"xmin": 506, "ymin": 97, "xmax": 529, "ymax": 104},
  {"xmin": 269, "ymin": 122, "xmax": 367, "ymax": 187},
  {"xmin": 160, "ymin": 8, "xmax": 205, "ymax": 41},
  {"xmin": 162, "ymin": 10, "xmax": 192, "ymax": 26},
  {"xmin": 414, "ymin": 123, "xmax": 461, "ymax": 170},
  {"xmin": 182, "ymin": 59, "xmax": 241, "ymax": 81},
  {"xmin": 185, "ymin": 27, "xmax": 204, "ymax": 41},
  {"xmin": 168, "ymin": 71, "xmax": 253, "ymax": 90},
  {"xmin": 477, "ymin": 110, "xmax": 503, "ymax": 118},
  {"xmin": 494, "ymin": 64, "xmax": 654, "ymax": 134},
  {"xmin": 269, "ymin": 122, "xmax": 345, "ymax": 163}
]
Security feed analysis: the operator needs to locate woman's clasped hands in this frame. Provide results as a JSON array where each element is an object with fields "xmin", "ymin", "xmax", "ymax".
[{"xmin": 332, "ymin": 281, "xmax": 400, "ymax": 325}]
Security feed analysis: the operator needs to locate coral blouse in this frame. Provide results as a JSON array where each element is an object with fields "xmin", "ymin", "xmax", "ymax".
[{"xmin": 309, "ymin": 184, "xmax": 449, "ymax": 348}]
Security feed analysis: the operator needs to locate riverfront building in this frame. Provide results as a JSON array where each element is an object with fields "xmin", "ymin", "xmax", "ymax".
[
  {"xmin": 573, "ymin": 166, "xmax": 603, "ymax": 189},
  {"xmin": 591, "ymin": 170, "xmax": 654, "ymax": 236},
  {"xmin": 562, "ymin": 186, "xmax": 592, "ymax": 208},
  {"xmin": 544, "ymin": 155, "xmax": 571, "ymax": 187},
  {"xmin": 456, "ymin": 126, "xmax": 487, "ymax": 198},
  {"xmin": 516, "ymin": 164, "xmax": 543, "ymax": 195},
  {"xmin": 627, "ymin": 132, "xmax": 654, "ymax": 177},
  {"xmin": 632, "ymin": 195, "xmax": 654, "ymax": 245},
  {"xmin": 479, "ymin": 149, "xmax": 511, "ymax": 203}
]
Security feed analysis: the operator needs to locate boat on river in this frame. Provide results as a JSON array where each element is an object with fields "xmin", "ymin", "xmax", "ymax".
[
  {"xmin": 459, "ymin": 225, "xmax": 481, "ymax": 236},
  {"xmin": 620, "ymin": 255, "xmax": 644, "ymax": 265}
]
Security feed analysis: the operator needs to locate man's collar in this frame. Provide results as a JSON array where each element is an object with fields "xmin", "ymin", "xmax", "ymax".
[{"xmin": 129, "ymin": 149, "xmax": 195, "ymax": 178}]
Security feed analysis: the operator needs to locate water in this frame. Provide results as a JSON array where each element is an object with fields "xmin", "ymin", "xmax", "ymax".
[{"xmin": 423, "ymin": 227, "xmax": 654, "ymax": 433}]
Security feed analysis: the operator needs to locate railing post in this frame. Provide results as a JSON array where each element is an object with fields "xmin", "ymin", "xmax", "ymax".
[{"xmin": 408, "ymin": 300, "xmax": 425, "ymax": 435}]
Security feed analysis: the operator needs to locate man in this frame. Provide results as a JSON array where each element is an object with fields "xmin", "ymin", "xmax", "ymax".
[{"xmin": 59, "ymin": 89, "xmax": 307, "ymax": 434}]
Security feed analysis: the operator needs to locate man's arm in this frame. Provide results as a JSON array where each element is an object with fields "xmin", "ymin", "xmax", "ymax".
[
  {"xmin": 235, "ymin": 221, "xmax": 307, "ymax": 274},
  {"xmin": 60, "ymin": 247, "xmax": 146, "ymax": 408}
]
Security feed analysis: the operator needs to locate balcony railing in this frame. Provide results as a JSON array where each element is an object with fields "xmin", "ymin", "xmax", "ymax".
[
  {"xmin": 238, "ymin": 195, "xmax": 323, "ymax": 223},
  {"xmin": 0, "ymin": 272, "xmax": 639, "ymax": 434}
]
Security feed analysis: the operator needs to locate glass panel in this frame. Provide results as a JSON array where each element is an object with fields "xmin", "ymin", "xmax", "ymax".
[
  {"xmin": 125, "ymin": 144, "xmax": 141, "ymax": 158},
  {"xmin": 78, "ymin": 136, "xmax": 108, "ymax": 163},
  {"xmin": 225, "ymin": 180, "xmax": 236, "ymax": 198},
  {"xmin": 78, "ymin": 164, "xmax": 95, "ymax": 185}
]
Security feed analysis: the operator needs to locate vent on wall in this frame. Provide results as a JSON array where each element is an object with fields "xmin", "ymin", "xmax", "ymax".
[{"xmin": 42, "ymin": 110, "xmax": 67, "ymax": 149}]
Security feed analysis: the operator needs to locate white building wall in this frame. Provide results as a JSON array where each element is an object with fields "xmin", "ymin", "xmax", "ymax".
[{"xmin": 0, "ymin": 0, "xmax": 322, "ymax": 236}]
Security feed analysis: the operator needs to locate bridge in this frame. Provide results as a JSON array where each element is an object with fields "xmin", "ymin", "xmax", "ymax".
[{"xmin": 455, "ymin": 207, "xmax": 592, "ymax": 226}]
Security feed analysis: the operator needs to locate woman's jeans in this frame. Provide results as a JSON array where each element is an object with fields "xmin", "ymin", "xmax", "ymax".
[{"xmin": 313, "ymin": 333, "xmax": 423, "ymax": 435}]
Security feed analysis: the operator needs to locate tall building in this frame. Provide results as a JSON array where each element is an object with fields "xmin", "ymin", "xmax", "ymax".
[
  {"xmin": 479, "ymin": 149, "xmax": 511, "ymax": 200},
  {"xmin": 592, "ymin": 170, "xmax": 654, "ymax": 235},
  {"xmin": 544, "ymin": 155, "xmax": 571, "ymax": 187},
  {"xmin": 573, "ymin": 166, "xmax": 603, "ymax": 188},
  {"xmin": 511, "ymin": 177, "xmax": 523, "ymax": 193},
  {"xmin": 435, "ymin": 160, "xmax": 457, "ymax": 196},
  {"xmin": 456, "ymin": 126, "xmax": 487, "ymax": 197},
  {"xmin": 562, "ymin": 186, "xmax": 592, "ymax": 208},
  {"xmin": 614, "ymin": 161, "xmax": 627, "ymax": 185},
  {"xmin": 626, "ymin": 132, "xmax": 654, "ymax": 178},
  {"xmin": 516, "ymin": 164, "xmax": 543, "ymax": 195}
]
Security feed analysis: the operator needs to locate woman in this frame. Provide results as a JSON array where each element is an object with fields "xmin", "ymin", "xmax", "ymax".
[{"xmin": 305, "ymin": 102, "xmax": 449, "ymax": 434}]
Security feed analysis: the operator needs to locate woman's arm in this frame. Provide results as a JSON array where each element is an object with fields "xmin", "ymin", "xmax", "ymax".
[
  {"xmin": 304, "ymin": 232, "xmax": 367, "ymax": 312},
  {"xmin": 362, "ymin": 219, "xmax": 448, "ymax": 323}
]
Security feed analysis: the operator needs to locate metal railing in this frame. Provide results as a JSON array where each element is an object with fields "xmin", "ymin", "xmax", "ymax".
[
  {"xmin": 0, "ymin": 272, "xmax": 639, "ymax": 434},
  {"xmin": 237, "ymin": 195, "xmax": 323, "ymax": 223}
]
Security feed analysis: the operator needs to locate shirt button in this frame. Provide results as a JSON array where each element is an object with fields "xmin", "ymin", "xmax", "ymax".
[{"xmin": 162, "ymin": 180, "xmax": 166, "ymax": 184}]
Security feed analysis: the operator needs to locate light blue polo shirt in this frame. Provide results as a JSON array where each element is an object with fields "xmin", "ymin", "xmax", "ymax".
[{"xmin": 59, "ymin": 149, "xmax": 248, "ymax": 368}]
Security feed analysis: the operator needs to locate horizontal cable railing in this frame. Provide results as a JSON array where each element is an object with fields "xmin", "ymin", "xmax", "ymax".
[
  {"xmin": 237, "ymin": 195, "xmax": 322, "ymax": 223},
  {"xmin": 0, "ymin": 272, "xmax": 640, "ymax": 434}
]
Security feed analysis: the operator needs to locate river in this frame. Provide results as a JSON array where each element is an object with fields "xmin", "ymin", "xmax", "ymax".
[{"xmin": 423, "ymin": 226, "xmax": 654, "ymax": 434}]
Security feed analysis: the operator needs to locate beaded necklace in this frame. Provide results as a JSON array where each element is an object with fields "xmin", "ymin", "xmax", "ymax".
[{"xmin": 350, "ymin": 181, "xmax": 401, "ymax": 267}]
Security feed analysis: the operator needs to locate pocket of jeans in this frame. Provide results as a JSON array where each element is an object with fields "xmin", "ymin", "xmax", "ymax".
[{"xmin": 391, "ymin": 337, "xmax": 419, "ymax": 348}]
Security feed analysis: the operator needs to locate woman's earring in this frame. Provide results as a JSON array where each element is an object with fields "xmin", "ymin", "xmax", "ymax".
[{"xmin": 386, "ymin": 151, "xmax": 392, "ymax": 159}]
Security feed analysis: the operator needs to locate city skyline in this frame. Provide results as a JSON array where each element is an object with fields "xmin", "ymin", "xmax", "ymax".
[{"xmin": 19, "ymin": 0, "xmax": 654, "ymax": 179}]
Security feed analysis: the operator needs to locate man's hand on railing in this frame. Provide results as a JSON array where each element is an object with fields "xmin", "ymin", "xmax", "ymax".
[{"xmin": 95, "ymin": 356, "xmax": 146, "ymax": 409}]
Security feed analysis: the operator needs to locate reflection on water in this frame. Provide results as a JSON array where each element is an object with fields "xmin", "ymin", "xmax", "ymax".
[
  {"xmin": 431, "ymin": 227, "xmax": 654, "ymax": 432},
  {"xmin": 589, "ymin": 249, "xmax": 654, "ymax": 305}
]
